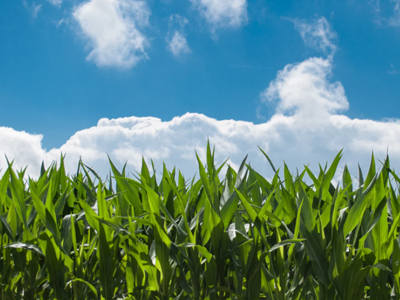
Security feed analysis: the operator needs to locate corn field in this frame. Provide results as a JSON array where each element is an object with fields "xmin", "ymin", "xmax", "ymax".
[{"xmin": 1, "ymin": 143, "xmax": 400, "ymax": 299}]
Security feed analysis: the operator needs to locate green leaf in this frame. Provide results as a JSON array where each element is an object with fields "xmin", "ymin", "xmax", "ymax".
[
  {"xmin": 269, "ymin": 239, "xmax": 305, "ymax": 252},
  {"xmin": 4, "ymin": 242, "xmax": 44, "ymax": 256},
  {"xmin": 66, "ymin": 278, "xmax": 98, "ymax": 297},
  {"xmin": 343, "ymin": 174, "xmax": 377, "ymax": 236},
  {"xmin": 98, "ymin": 223, "xmax": 114, "ymax": 300}
]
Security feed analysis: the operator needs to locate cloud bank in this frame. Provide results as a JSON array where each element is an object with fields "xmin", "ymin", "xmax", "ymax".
[
  {"xmin": 2, "ymin": 53, "xmax": 400, "ymax": 179},
  {"xmin": 4, "ymin": 15, "xmax": 400, "ymax": 180},
  {"xmin": 73, "ymin": 0, "xmax": 150, "ymax": 68}
]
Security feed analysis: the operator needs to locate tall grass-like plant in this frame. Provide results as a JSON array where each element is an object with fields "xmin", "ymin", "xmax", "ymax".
[{"xmin": 0, "ymin": 143, "xmax": 399, "ymax": 299}]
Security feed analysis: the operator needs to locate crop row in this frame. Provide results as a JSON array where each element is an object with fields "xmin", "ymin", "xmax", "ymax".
[{"xmin": 0, "ymin": 143, "xmax": 399, "ymax": 299}]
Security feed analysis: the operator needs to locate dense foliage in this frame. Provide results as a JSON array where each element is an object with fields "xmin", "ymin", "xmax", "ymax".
[{"xmin": 0, "ymin": 143, "xmax": 399, "ymax": 299}]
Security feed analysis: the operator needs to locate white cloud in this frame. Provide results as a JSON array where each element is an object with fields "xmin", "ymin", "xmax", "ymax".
[
  {"xmin": 389, "ymin": 0, "xmax": 400, "ymax": 26},
  {"xmin": 393, "ymin": 0, "xmax": 400, "ymax": 11},
  {"xmin": 168, "ymin": 32, "xmax": 191, "ymax": 56},
  {"xmin": 73, "ymin": 0, "xmax": 150, "ymax": 68},
  {"xmin": 3, "ymin": 15, "xmax": 400, "ymax": 180},
  {"xmin": 2, "ymin": 54, "xmax": 400, "ymax": 180},
  {"xmin": 23, "ymin": 1, "xmax": 43, "ymax": 18},
  {"xmin": 0, "ymin": 127, "xmax": 46, "ymax": 174},
  {"xmin": 5, "ymin": 13, "xmax": 400, "ymax": 181},
  {"xmin": 190, "ymin": 0, "xmax": 248, "ymax": 29},
  {"xmin": 368, "ymin": 0, "xmax": 400, "ymax": 26},
  {"xmin": 291, "ymin": 17, "xmax": 337, "ymax": 55},
  {"xmin": 263, "ymin": 57, "xmax": 348, "ymax": 124},
  {"xmin": 47, "ymin": 0, "xmax": 62, "ymax": 6},
  {"xmin": 167, "ymin": 15, "xmax": 191, "ymax": 56},
  {"xmin": 32, "ymin": 4, "xmax": 43, "ymax": 18}
]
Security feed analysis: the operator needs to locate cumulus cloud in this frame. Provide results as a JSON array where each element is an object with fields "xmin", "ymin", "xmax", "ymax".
[
  {"xmin": 167, "ymin": 15, "xmax": 191, "ymax": 56},
  {"xmin": 73, "ymin": 0, "xmax": 150, "ymax": 68},
  {"xmin": 190, "ymin": 0, "xmax": 248, "ymax": 29},
  {"xmin": 3, "ymin": 14, "xmax": 400, "ymax": 180},
  {"xmin": 290, "ymin": 17, "xmax": 337, "ymax": 55},
  {"xmin": 263, "ymin": 57, "xmax": 348, "ymax": 124},
  {"xmin": 2, "ymin": 57, "xmax": 400, "ymax": 180},
  {"xmin": 0, "ymin": 127, "xmax": 46, "ymax": 174}
]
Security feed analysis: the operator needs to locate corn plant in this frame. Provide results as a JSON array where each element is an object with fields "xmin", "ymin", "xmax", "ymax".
[{"xmin": 1, "ymin": 143, "xmax": 400, "ymax": 299}]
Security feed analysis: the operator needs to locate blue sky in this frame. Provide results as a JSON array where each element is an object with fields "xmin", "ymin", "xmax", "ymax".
[{"xmin": 1, "ymin": 0, "xmax": 400, "ymax": 177}]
